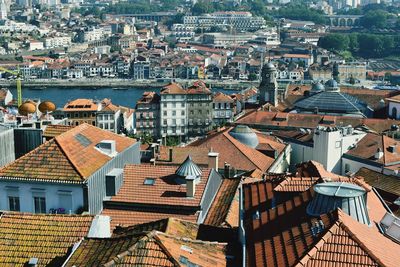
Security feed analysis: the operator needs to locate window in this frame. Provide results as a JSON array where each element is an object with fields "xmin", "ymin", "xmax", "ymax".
[
  {"xmin": 34, "ymin": 197, "xmax": 46, "ymax": 213},
  {"xmin": 163, "ymin": 103, "xmax": 167, "ymax": 107},
  {"xmin": 163, "ymin": 111, "xmax": 167, "ymax": 116},
  {"xmin": 163, "ymin": 119, "xmax": 167, "ymax": 125},
  {"xmin": 144, "ymin": 178, "xmax": 155, "ymax": 185},
  {"xmin": 392, "ymin": 107, "xmax": 398, "ymax": 119},
  {"xmin": 9, "ymin": 196, "xmax": 20, "ymax": 211},
  {"xmin": 58, "ymin": 191, "xmax": 73, "ymax": 214},
  {"xmin": 181, "ymin": 102, "xmax": 185, "ymax": 107},
  {"xmin": 172, "ymin": 111, "xmax": 176, "ymax": 116},
  {"xmin": 172, "ymin": 119, "xmax": 176, "ymax": 125},
  {"xmin": 173, "ymin": 102, "xmax": 176, "ymax": 108},
  {"xmin": 345, "ymin": 163, "xmax": 351, "ymax": 173},
  {"xmin": 181, "ymin": 110, "xmax": 185, "ymax": 116},
  {"xmin": 335, "ymin": 141, "xmax": 341, "ymax": 148}
]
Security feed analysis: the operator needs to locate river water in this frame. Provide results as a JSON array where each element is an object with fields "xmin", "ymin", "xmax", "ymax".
[{"xmin": 9, "ymin": 87, "xmax": 238, "ymax": 108}]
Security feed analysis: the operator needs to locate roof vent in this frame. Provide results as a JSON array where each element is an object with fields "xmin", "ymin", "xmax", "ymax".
[
  {"xmin": 96, "ymin": 140, "xmax": 117, "ymax": 157},
  {"xmin": 307, "ymin": 182, "xmax": 370, "ymax": 225},
  {"xmin": 380, "ymin": 212, "xmax": 400, "ymax": 243},
  {"xmin": 228, "ymin": 125, "xmax": 259, "ymax": 148},
  {"xmin": 175, "ymin": 155, "xmax": 202, "ymax": 184}
]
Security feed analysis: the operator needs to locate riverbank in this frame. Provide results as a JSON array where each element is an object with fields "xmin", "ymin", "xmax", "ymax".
[{"xmin": 0, "ymin": 78, "xmax": 259, "ymax": 90}]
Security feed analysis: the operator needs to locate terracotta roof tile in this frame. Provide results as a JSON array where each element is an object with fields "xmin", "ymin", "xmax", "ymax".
[
  {"xmin": 204, "ymin": 178, "xmax": 241, "ymax": 227},
  {"xmin": 157, "ymin": 146, "xmax": 209, "ymax": 166},
  {"xmin": 42, "ymin": 124, "xmax": 74, "ymax": 139},
  {"xmin": 0, "ymin": 212, "xmax": 93, "ymax": 267},
  {"xmin": 160, "ymin": 82, "xmax": 186, "ymax": 95},
  {"xmin": 110, "ymin": 164, "xmax": 210, "ymax": 207},
  {"xmin": 274, "ymin": 177, "xmax": 320, "ymax": 192},
  {"xmin": 213, "ymin": 92, "xmax": 234, "ymax": 103},
  {"xmin": 0, "ymin": 123, "xmax": 136, "ymax": 182},
  {"xmin": 63, "ymin": 98, "xmax": 98, "ymax": 111},
  {"xmin": 237, "ymin": 110, "xmax": 400, "ymax": 134}
]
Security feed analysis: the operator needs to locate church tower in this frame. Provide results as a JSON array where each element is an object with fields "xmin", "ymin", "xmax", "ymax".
[{"xmin": 259, "ymin": 62, "xmax": 278, "ymax": 106}]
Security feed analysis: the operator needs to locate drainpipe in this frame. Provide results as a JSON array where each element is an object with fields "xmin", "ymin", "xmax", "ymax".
[{"xmin": 239, "ymin": 184, "xmax": 246, "ymax": 267}]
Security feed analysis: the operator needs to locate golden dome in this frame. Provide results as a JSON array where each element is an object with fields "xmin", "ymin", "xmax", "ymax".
[
  {"xmin": 18, "ymin": 102, "xmax": 36, "ymax": 115},
  {"xmin": 39, "ymin": 101, "xmax": 56, "ymax": 113}
]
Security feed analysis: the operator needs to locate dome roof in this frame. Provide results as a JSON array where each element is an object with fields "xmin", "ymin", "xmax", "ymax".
[
  {"xmin": 311, "ymin": 82, "xmax": 325, "ymax": 93},
  {"xmin": 18, "ymin": 102, "xmax": 36, "ymax": 115},
  {"xmin": 264, "ymin": 62, "xmax": 276, "ymax": 71},
  {"xmin": 38, "ymin": 101, "xmax": 56, "ymax": 113},
  {"xmin": 175, "ymin": 155, "xmax": 202, "ymax": 178},
  {"xmin": 229, "ymin": 125, "xmax": 259, "ymax": 148},
  {"xmin": 324, "ymin": 79, "xmax": 339, "ymax": 91},
  {"xmin": 294, "ymin": 90, "xmax": 369, "ymax": 116},
  {"xmin": 307, "ymin": 182, "xmax": 370, "ymax": 225}
]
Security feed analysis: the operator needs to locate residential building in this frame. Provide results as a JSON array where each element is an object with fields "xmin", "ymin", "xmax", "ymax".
[
  {"xmin": 308, "ymin": 63, "xmax": 333, "ymax": 81},
  {"xmin": 132, "ymin": 57, "xmax": 150, "ymax": 80},
  {"xmin": 0, "ymin": 123, "xmax": 140, "ymax": 214},
  {"xmin": 203, "ymin": 32, "xmax": 256, "ymax": 46},
  {"xmin": 186, "ymin": 81, "xmax": 213, "ymax": 137},
  {"xmin": 212, "ymin": 92, "xmax": 234, "ymax": 126},
  {"xmin": 135, "ymin": 91, "xmax": 160, "ymax": 138},
  {"xmin": 63, "ymin": 98, "xmax": 100, "ymax": 126},
  {"xmin": 102, "ymin": 155, "xmax": 222, "ymax": 225},
  {"xmin": 241, "ymin": 163, "xmax": 400, "ymax": 267},
  {"xmin": 275, "ymin": 125, "xmax": 366, "ymax": 174},
  {"xmin": 44, "ymin": 36, "xmax": 71, "ymax": 49},
  {"xmin": 96, "ymin": 98, "xmax": 121, "ymax": 133},
  {"xmin": 160, "ymin": 83, "xmax": 187, "ymax": 141},
  {"xmin": 29, "ymin": 40, "xmax": 44, "ymax": 51}
]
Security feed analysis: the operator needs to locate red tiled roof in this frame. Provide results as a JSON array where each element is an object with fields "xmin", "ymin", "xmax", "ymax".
[
  {"xmin": 237, "ymin": 110, "xmax": 400, "ymax": 134},
  {"xmin": 0, "ymin": 212, "xmax": 93, "ymax": 267},
  {"xmin": 243, "ymin": 168, "xmax": 399, "ymax": 267},
  {"xmin": 274, "ymin": 177, "xmax": 320, "ymax": 192},
  {"xmin": 63, "ymin": 98, "xmax": 98, "ymax": 111},
  {"xmin": 204, "ymin": 178, "xmax": 241, "ymax": 227},
  {"xmin": 0, "ymin": 123, "xmax": 136, "ymax": 182},
  {"xmin": 191, "ymin": 127, "xmax": 287, "ymax": 172},
  {"xmin": 157, "ymin": 146, "xmax": 209, "ymax": 166},
  {"xmin": 213, "ymin": 92, "xmax": 234, "ymax": 102},
  {"xmin": 110, "ymin": 164, "xmax": 210, "ymax": 207},
  {"xmin": 160, "ymin": 83, "xmax": 186, "ymax": 95},
  {"xmin": 42, "ymin": 124, "xmax": 74, "ymax": 139}
]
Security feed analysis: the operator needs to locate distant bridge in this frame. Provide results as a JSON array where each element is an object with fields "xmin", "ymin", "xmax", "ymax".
[{"xmin": 326, "ymin": 15, "xmax": 363, "ymax": 28}]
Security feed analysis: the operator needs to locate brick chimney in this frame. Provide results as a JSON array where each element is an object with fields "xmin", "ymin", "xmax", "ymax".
[
  {"xmin": 208, "ymin": 152, "xmax": 219, "ymax": 169},
  {"xmin": 186, "ymin": 175, "xmax": 196, "ymax": 198}
]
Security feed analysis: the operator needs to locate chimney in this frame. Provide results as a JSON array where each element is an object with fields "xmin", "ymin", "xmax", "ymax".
[
  {"xmin": 224, "ymin": 162, "xmax": 231, "ymax": 178},
  {"xmin": 186, "ymin": 175, "xmax": 196, "ymax": 198},
  {"xmin": 374, "ymin": 148, "xmax": 384, "ymax": 159},
  {"xmin": 169, "ymin": 147, "xmax": 173, "ymax": 162},
  {"xmin": 208, "ymin": 152, "xmax": 219, "ymax": 169}
]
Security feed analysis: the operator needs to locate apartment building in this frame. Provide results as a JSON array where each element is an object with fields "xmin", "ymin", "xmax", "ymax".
[
  {"xmin": 337, "ymin": 61, "xmax": 367, "ymax": 82},
  {"xmin": 160, "ymin": 83, "xmax": 187, "ymax": 140},
  {"xmin": 45, "ymin": 36, "xmax": 72, "ymax": 49},
  {"xmin": 212, "ymin": 92, "xmax": 234, "ymax": 126},
  {"xmin": 135, "ymin": 91, "xmax": 160, "ymax": 138},
  {"xmin": 186, "ymin": 81, "xmax": 213, "ymax": 137}
]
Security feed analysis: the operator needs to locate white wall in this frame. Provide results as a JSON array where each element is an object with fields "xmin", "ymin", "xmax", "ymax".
[
  {"xmin": 341, "ymin": 157, "xmax": 381, "ymax": 175},
  {"xmin": 269, "ymin": 144, "xmax": 291, "ymax": 173},
  {"xmin": 0, "ymin": 181, "xmax": 83, "ymax": 214},
  {"xmin": 388, "ymin": 101, "xmax": 400, "ymax": 119}
]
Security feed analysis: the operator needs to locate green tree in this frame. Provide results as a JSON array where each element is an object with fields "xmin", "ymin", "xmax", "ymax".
[
  {"xmin": 360, "ymin": 10, "xmax": 388, "ymax": 29},
  {"xmin": 192, "ymin": 1, "xmax": 214, "ymax": 15},
  {"xmin": 248, "ymin": 73, "xmax": 258, "ymax": 81},
  {"xmin": 318, "ymin": 34, "xmax": 349, "ymax": 52}
]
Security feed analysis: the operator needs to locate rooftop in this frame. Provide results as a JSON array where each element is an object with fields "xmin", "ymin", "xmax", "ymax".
[
  {"xmin": 63, "ymin": 98, "xmax": 98, "ymax": 111},
  {"xmin": 42, "ymin": 124, "xmax": 74, "ymax": 139},
  {"xmin": 0, "ymin": 123, "xmax": 136, "ymax": 183},
  {"xmin": 0, "ymin": 212, "xmax": 93, "ymax": 267},
  {"xmin": 160, "ymin": 82, "xmax": 186, "ymax": 95}
]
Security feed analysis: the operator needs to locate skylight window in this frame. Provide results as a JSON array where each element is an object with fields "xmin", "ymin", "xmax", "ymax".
[{"xmin": 143, "ymin": 178, "xmax": 155, "ymax": 185}]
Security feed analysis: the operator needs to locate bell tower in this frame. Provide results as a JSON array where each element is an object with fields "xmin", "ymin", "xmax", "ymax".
[{"xmin": 259, "ymin": 62, "xmax": 278, "ymax": 106}]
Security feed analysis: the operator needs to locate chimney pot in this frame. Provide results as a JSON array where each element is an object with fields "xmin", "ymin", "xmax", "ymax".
[
  {"xmin": 208, "ymin": 152, "xmax": 219, "ymax": 169},
  {"xmin": 186, "ymin": 175, "xmax": 196, "ymax": 198},
  {"xmin": 224, "ymin": 162, "xmax": 231, "ymax": 178}
]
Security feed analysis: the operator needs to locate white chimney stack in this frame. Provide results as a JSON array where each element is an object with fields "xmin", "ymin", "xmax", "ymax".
[
  {"xmin": 186, "ymin": 175, "xmax": 196, "ymax": 198},
  {"xmin": 208, "ymin": 152, "xmax": 219, "ymax": 169}
]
